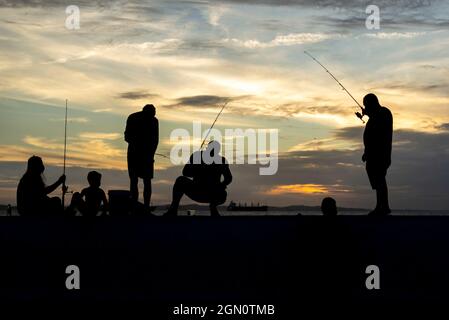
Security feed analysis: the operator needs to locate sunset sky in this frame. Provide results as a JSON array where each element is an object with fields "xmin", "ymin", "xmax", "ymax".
[{"xmin": 1, "ymin": 0, "xmax": 449, "ymax": 209}]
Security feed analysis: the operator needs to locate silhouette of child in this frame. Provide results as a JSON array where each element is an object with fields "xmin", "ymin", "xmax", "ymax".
[
  {"xmin": 68, "ymin": 171, "xmax": 108, "ymax": 216},
  {"xmin": 321, "ymin": 197, "xmax": 337, "ymax": 216}
]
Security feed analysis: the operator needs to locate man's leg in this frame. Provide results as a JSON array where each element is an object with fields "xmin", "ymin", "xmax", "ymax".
[
  {"xmin": 130, "ymin": 174, "xmax": 139, "ymax": 203},
  {"xmin": 66, "ymin": 192, "xmax": 85, "ymax": 215},
  {"xmin": 143, "ymin": 178, "xmax": 152, "ymax": 209},
  {"xmin": 377, "ymin": 176, "xmax": 391, "ymax": 214},
  {"xmin": 209, "ymin": 204, "xmax": 220, "ymax": 216},
  {"xmin": 375, "ymin": 188, "xmax": 381, "ymax": 211},
  {"xmin": 370, "ymin": 174, "xmax": 390, "ymax": 216},
  {"xmin": 165, "ymin": 176, "xmax": 192, "ymax": 216},
  {"xmin": 209, "ymin": 189, "xmax": 227, "ymax": 217},
  {"xmin": 45, "ymin": 197, "xmax": 63, "ymax": 216}
]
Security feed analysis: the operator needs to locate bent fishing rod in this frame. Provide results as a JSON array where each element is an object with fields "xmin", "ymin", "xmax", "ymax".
[
  {"xmin": 200, "ymin": 99, "xmax": 230, "ymax": 149},
  {"xmin": 153, "ymin": 100, "xmax": 230, "ymax": 159},
  {"xmin": 304, "ymin": 51, "xmax": 365, "ymax": 123}
]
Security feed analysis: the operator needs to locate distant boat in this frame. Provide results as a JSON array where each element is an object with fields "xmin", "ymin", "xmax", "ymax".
[{"xmin": 227, "ymin": 201, "xmax": 268, "ymax": 212}]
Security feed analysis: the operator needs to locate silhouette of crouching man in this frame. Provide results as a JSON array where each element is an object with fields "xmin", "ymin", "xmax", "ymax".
[{"xmin": 165, "ymin": 141, "xmax": 232, "ymax": 216}]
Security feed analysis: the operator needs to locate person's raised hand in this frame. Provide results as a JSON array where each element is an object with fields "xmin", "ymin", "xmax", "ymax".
[{"xmin": 59, "ymin": 174, "xmax": 66, "ymax": 185}]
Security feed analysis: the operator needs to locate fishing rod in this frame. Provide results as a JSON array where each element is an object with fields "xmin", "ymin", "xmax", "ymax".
[
  {"xmin": 155, "ymin": 152, "xmax": 169, "ymax": 159},
  {"xmin": 200, "ymin": 99, "xmax": 230, "ymax": 149},
  {"xmin": 62, "ymin": 99, "xmax": 68, "ymax": 207},
  {"xmin": 304, "ymin": 51, "xmax": 365, "ymax": 123}
]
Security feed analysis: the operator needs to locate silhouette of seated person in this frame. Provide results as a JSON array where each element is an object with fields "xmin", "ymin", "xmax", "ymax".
[
  {"xmin": 67, "ymin": 171, "xmax": 108, "ymax": 216},
  {"xmin": 362, "ymin": 93, "xmax": 393, "ymax": 216},
  {"xmin": 321, "ymin": 197, "xmax": 337, "ymax": 216},
  {"xmin": 16, "ymin": 156, "xmax": 66, "ymax": 216},
  {"xmin": 165, "ymin": 141, "xmax": 232, "ymax": 216},
  {"xmin": 125, "ymin": 104, "xmax": 159, "ymax": 212}
]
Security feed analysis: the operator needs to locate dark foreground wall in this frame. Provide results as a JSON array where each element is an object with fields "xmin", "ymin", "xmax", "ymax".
[{"xmin": 0, "ymin": 216, "xmax": 448, "ymax": 315}]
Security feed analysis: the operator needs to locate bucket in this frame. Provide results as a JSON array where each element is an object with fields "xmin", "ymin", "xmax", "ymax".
[{"xmin": 108, "ymin": 190, "xmax": 132, "ymax": 216}]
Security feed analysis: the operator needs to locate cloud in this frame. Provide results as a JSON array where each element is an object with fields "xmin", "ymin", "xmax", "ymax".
[
  {"xmin": 274, "ymin": 102, "xmax": 352, "ymax": 117},
  {"xmin": 289, "ymin": 137, "xmax": 360, "ymax": 152},
  {"xmin": 49, "ymin": 117, "xmax": 90, "ymax": 123},
  {"xmin": 92, "ymin": 108, "xmax": 113, "ymax": 113},
  {"xmin": 0, "ymin": 0, "xmax": 101, "ymax": 7},
  {"xmin": 44, "ymin": 39, "xmax": 184, "ymax": 65},
  {"xmin": 113, "ymin": 39, "xmax": 183, "ymax": 52},
  {"xmin": 333, "ymin": 126, "xmax": 363, "ymax": 142},
  {"xmin": 78, "ymin": 132, "xmax": 121, "ymax": 140},
  {"xmin": 23, "ymin": 136, "xmax": 60, "ymax": 150},
  {"xmin": 369, "ymin": 80, "xmax": 449, "ymax": 97},
  {"xmin": 0, "ymin": 0, "xmax": 436, "ymax": 8},
  {"xmin": 322, "ymin": 15, "xmax": 447, "ymax": 32},
  {"xmin": 207, "ymin": 4, "xmax": 228, "ymax": 26},
  {"xmin": 437, "ymin": 123, "xmax": 449, "ymax": 131},
  {"xmin": 364, "ymin": 32, "xmax": 425, "ymax": 39},
  {"xmin": 210, "ymin": 0, "xmax": 437, "ymax": 9},
  {"xmin": 222, "ymin": 33, "xmax": 336, "ymax": 49},
  {"xmin": 168, "ymin": 95, "xmax": 233, "ymax": 108},
  {"xmin": 117, "ymin": 90, "xmax": 159, "ymax": 100},
  {"xmin": 20, "ymin": 135, "xmax": 126, "ymax": 169}
]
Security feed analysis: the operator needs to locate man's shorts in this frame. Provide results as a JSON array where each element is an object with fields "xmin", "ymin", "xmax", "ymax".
[{"xmin": 128, "ymin": 150, "xmax": 154, "ymax": 179}]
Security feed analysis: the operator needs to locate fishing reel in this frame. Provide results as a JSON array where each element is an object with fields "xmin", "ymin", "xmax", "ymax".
[
  {"xmin": 62, "ymin": 184, "xmax": 74, "ymax": 195},
  {"xmin": 355, "ymin": 107, "xmax": 366, "ymax": 124}
]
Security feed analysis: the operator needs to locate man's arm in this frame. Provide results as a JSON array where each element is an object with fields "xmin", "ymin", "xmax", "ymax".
[
  {"xmin": 382, "ymin": 109, "xmax": 393, "ymax": 164},
  {"xmin": 44, "ymin": 175, "xmax": 65, "ymax": 195},
  {"xmin": 182, "ymin": 154, "xmax": 195, "ymax": 177},
  {"xmin": 150, "ymin": 118, "xmax": 159, "ymax": 155},
  {"xmin": 221, "ymin": 164, "xmax": 232, "ymax": 187},
  {"xmin": 101, "ymin": 189, "xmax": 108, "ymax": 213},
  {"xmin": 154, "ymin": 118, "xmax": 159, "ymax": 151},
  {"xmin": 124, "ymin": 115, "xmax": 132, "ymax": 143}
]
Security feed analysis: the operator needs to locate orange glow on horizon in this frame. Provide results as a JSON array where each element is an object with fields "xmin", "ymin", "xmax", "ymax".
[{"xmin": 266, "ymin": 184, "xmax": 329, "ymax": 195}]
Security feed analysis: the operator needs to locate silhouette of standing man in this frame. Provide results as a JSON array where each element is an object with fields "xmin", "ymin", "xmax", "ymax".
[
  {"xmin": 125, "ymin": 104, "xmax": 159, "ymax": 212},
  {"xmin": 165, "ymin": 141, "xmax": 232, "ymax": 216},
  {"xmin": 362, "ymin": 93, "xmax": 393, "ymax": 216}
]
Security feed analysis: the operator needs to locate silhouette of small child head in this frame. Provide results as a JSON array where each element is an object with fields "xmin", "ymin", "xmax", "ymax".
[
  {"xmin": 321, "ymin": 197, "xmax": 337, "ymax": 216},
  {"xmin": 87, "ymin": 171, "xmax": 102, "ymax": 188},
  {"xmin": 143, "ymin": 104, "xmax": 156, "ymax": 117},
  {"xmin": 27, "ymin": 155, "xmax": 45, "ymax": 175}
]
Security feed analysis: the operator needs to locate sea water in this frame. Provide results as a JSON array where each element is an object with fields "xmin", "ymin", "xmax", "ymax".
[{"xmin": 2, "ymin": 208, "xmax": 448, "ymax": 216}]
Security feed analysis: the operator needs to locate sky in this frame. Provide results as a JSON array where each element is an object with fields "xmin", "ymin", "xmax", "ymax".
[{"xmin": 0, "ymin": 0, "xmax": 449, "ymax": 209}]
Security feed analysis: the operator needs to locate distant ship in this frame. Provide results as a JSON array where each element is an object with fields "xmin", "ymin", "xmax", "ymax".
[{"xmin": 227, "ymin": 201, "xmax": 268, "ymax": 212}]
